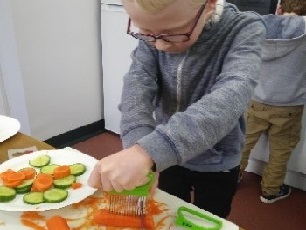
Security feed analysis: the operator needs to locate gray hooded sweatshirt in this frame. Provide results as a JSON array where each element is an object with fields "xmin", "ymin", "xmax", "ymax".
[
  {"xmin": 253, "ymin": 15, "xmax": 306, "ymax": 106},
  {"xmin": 119, "ymin": 3, "xmax": 266, "ymax": 172}
]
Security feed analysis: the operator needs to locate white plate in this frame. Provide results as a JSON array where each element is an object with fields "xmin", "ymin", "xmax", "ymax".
[
  {"xmin": 0, "ymin": 148, "xmax": 97, "ymax": 211},
  {"xmin": 0, "ymin": 115, "xmax": 20, "ymax": 142}
]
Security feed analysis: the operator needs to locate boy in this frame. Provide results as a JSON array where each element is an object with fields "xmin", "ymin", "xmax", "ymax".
[
  {"xmin": 240, "ymin": 0, "xmax": 306, "ymax": 203},
  {"xmin": 88, "ymin": 0, "xmax": 265, "ymax": 218}
]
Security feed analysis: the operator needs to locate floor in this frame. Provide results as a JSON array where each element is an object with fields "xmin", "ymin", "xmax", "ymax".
[{"xmin": 72, "ymin": 131, "xmax": 306, "ymax": 230}]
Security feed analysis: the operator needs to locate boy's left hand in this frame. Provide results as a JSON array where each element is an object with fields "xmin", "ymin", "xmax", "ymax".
[{"xmin": 87, "ymin": 144, "xmax": 154, "ymax": 192}]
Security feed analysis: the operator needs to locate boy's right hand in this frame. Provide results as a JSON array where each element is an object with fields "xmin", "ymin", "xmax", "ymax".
[{"xmin": 87, "ymin": 144, "xmax": 154, "ymax": 192}]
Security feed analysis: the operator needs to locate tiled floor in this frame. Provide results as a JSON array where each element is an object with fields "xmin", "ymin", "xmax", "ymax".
[{"xmin": 72, "ymin": 131, "xmax": 306, "ymax": 230}]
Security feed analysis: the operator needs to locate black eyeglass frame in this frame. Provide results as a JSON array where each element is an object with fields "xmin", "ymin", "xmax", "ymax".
[{"xmin": 126, "ymin": 4, "xmax": 206, "ymax": 43}]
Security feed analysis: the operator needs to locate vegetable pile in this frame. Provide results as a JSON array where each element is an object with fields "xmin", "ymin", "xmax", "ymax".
[{"xmin": 0, "ymin": 154, "xmax": 86, "ymax": 204}]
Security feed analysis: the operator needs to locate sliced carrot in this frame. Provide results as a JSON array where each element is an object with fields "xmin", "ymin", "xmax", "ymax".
[
  {"xmin": 53, "ymin": 165, "xmax": 71, "ymax": 179},
  {"xmin": 1, "ymin": 171, "xmax": 26, "ymax": 188},
  {"xmin": 71, "ymin": 182, "xmax": 82, "ymax": 190},
  {"xmin": 19, "ymin": 167, "xmax": 37, "ymax": 180},
  {"xmin": 46, "ymin": 215, "xmax": 70, "ymax": 230},
  {"xmin": 5, "ymin": 171, "xmax": 26, "ymax": 182},
  {"xmin": 32, "ymin": 173, "xmax": 53, "ymax": 192},
  {"xmin": 92, "ymin": 209, "xmax": 154, "ymax": 229},
  {"xmin": 0, "ymin": 169, "xmax": 15, "ymax": 181},
  {"xmin": 36, "ymin": 173, "xmax": 53, "ymax": 179},
  {"xmin": 3, "ymin": 179, "xmax": 24, "ymax": 188},
  {"xmin": 31, "ymin": 186, "xmax": 39, "ymax": 192}
]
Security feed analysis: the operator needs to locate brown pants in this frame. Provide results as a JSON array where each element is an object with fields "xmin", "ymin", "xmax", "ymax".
[{"xmin": 240, "ymin": 100, "xmax": 303, "ymax": 195}]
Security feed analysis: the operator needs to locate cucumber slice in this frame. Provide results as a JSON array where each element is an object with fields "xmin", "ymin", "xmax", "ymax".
[
  {"xmin": 40, "ymin": 164, "xmax": 59, "ymax": 174},
  {"xmin": 23, "ymin": 192, "xmax": 44, "ymax": 204},
  {"xmin": 29, "ymin": 154, "xmax": 51, "ymax": 168},
  {"xmin": 0, "ymin": 186, "xmax": 17, "ymax": 202},
  {"xmin": 70, "ymin": 163, "xmax": 87, "ymax": 176},
  {"xmin": 15, "ymin": 179, "xmax": 34, "ymax": 194},
  {"xmin": 53, "ymin": 175, "xmax": 76, "ymax": 189},
  {"xmin": 44, "ymin": 188, "xmax": 68, "ymax": 203}
]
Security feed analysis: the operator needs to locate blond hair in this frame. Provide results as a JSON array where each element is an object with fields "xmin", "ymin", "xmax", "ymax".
[{"xmin": 126, "ymin": 0, "xmax": 207, "ymax": 13}]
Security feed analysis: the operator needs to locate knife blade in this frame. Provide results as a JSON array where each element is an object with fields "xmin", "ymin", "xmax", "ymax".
[{"xmin": 139, "ymin": 199, "xmax": 145, "ymax": 230}]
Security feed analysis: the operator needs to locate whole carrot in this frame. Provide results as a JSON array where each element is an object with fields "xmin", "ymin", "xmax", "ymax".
[
  {"xmin": 93, "ymin": 209, "xmax": 154, "ymax": 229},
  {"xmin": 46, "ymin": 215, "xmax": 70, "ymax": 230}
]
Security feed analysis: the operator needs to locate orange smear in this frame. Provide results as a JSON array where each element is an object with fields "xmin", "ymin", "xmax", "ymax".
[
  {"xmin": 21, "ymin": 212, "xmax": 46, "ymax": 230},
  {"xmin": 147, "ymin": 199, "xmax": 168, "ymax": 215},
  {"xmin": 72, "ymin": 194, "xmax": 108, "ymax": 210},
  {"xmin": 155, "ymin": 215, "xmax": 172, "ymax": 229},
  {"xmin": 93, "ymin": 209, "xmax": 154, "ymax": 229},
  {"xmin": 21, "ymin": 211, "xmax": 45, "ymax": 220},
  {"xmin": 21, "ymin": 219, "xmax": 45, "ymax": 230},
  {"xmin": 71, "ymin": 182, "xmax": 82, "ymax": 190}
]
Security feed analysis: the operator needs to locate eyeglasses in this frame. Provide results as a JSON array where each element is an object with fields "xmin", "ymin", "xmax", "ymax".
[{"xmin": 126, "ymin": 4, "xmax": 206, "ymax": 43}]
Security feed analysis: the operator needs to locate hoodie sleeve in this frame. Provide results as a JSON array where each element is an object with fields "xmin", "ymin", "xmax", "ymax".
[{"xmin": 119, "ymin": 41, "xmax": 159, "ymax": 148}]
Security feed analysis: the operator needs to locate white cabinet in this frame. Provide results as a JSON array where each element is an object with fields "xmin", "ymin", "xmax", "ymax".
[{"xmin": 101, "ymin": 1, "xmax": 137, "ymax": 134}]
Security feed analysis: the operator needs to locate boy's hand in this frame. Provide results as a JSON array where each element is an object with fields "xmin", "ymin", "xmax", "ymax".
[{"xmin": 87, "ymin": 144, "xmax": 154, "ymax": 192}]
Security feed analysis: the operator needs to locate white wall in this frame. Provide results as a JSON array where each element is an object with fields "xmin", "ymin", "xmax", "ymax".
[
  {"xmin": 0, "ymin": 0, "xmax": 31, "ymax": 134},
  {"xmin": 0, "ymin": 0, "xmax": 103, "ymax": 140}
]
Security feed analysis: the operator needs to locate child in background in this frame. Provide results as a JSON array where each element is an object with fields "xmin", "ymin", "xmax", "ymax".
[
  {"xmin": 240, "ymin": 0, "xmax": 306, "ymax": 203},
  {"xmin": 88, "ymin": 0, "xmax": 265, "ymax": 218}
]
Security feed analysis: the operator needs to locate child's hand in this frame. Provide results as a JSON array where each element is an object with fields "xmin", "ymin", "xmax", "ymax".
[{"xmin": 87, "ymin": 144, "xmax": 154, "ymax": 192}]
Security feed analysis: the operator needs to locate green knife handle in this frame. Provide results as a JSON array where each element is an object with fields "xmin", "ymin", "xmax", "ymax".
[
  {"xmin": 109, "ymin": 172, "xmax": 155, "ymax": 197},
  {"xmin": 176, "ymin": 206, "xmax": 223, "ymax": 230}
]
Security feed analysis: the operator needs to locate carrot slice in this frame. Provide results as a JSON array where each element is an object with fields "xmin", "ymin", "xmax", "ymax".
[
  {"xmin": 36, "ymin": 173, "xmax": 53, "ymax": 179},
  {"xmin": 46, "ymin": 215, "xmax": 70, "ymax": 230},
  {"xmin": 1, "ymin": 171, "xmax": 26, "ymax": 188},
  {"xmin": 71, "ymin": 182, "xmax": 82, "ymax": 190},
  {"xmin": 3, "ymin": 179, "xmax": 24, "ymax": 188},
  {"xmin": 3, "ymin": 171, "xmax": 25, "ymax": 183},
  {"xmin": 32, "ymin": 173, "xmax": 53, "ymax": 192},
  {"xmin": 31, "ymin": 186, "xmax": 39, "ymax": 192},
  {"xmin": 92, "ymin": 209, "xmax": 154, "ymax": 229},
  {"xmin": 0, "ymin": 169, "xmax": 15, "ymax": 181},
  {"xmin": 19, "ymin": 167, "xmax": 37, "ymax": 180},
  {"xmin": 53, "ymin": 166, "xmax": 71, "ymax": 179}
]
